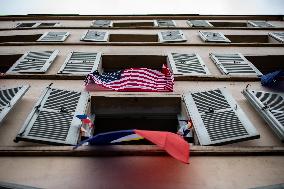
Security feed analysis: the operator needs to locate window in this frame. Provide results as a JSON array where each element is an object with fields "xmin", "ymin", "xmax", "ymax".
[
  {"xmin": 16, "ymin": 22, "xmax": 60, "ymax": 28},
  {"xmin": 168, "ymin": 53, "xmax": 210, "ymax": 75},
  {"xmin": 14, "ymin": 86, "xmax": 90, "ymax": 145},
  {"xmin": 187, "ymin": 20, "xmax": 213, "ymax": 27},
  {"xmin": 0, "ymin": 85, "xmax": 30, "ymax": 123},
  {"xmin": 91, "ymin": 20, "xmax": 113, "ymax": 27},
  {"xmin": 6, "ymin": 50, "xmax": 59, "ymax": 74},
  {"xmin": 199, "ymin": 31, "xmax": 231, "ymax": 43},
  {"xmin": 243, "ymin": 89, "xmax": 284, "ymax": 142},
  {"xmin": 109, "ymin": 34, "xmax": 159, "ymax": 42},
  {"xmin": 209, "ymin": 53, "xmax": 262, "ymax": 76},
  {"xmin": 37, "ymin": 23, "xmax": 60, "ymax": 27},
  {"xmin": 0, "ymin": 34, "xmax": 42, "ymax": 43},
  {"xmin": 209, "ymin": 22, "xmax": 248, "ymax": 27},
  {"xmin": 154, "ymin": 20, "xmax": 176, "ymax": 27},
  {"xmin": 37, "ymin": 32, "xmax": 69, "ymax": 42},
  {"xmin": 183, "ymin": 88, "xmax": 260, "ymax": 145},
  {"xmin": 158, "ymin": 30, "xmax": 187, "ymax": 42},
  {"xmin": 269, "ymin": 32, "xmax": 284, "ymax": 43},
  {"xmin": 248, "ymin": 21, "xmax": 274, "ymax": 28},
  {"xmin": 58, "ymin": 52, "xmax": 102, "ymax": 75},
  {"xmin": 113, "ymin": 21, "xmax": 156, "ymax": 27},
  {"xmin": 81, "ymin": 30, "xmax": 109, "ymax": 42},
  {"xmin": 0, "ymin": 54, "xmax": 23, "ymax": 74}
]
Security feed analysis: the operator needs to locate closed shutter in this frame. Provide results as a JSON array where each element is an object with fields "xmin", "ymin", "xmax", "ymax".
[
  {"xmin": 199, "ymin": 31, "xmax": 231, "ymax": 43},
  {"xmin": 0, "ymin": 85, "xmax": 30, "ymax": 123},
  {"xmin": 168, "ymin": 53, "xmax": 210, "ymax": 75},
  {"xmin": 92, "ymin": 20, "xmax": 113, "ymax": 27},
  {"xmin": 7, "ymin": 50, "xmax": 59, "ymax": 74},
  {"xmin": 248, "ymin": 21, "xmax": 274, "ymax": 28},
  {"xmin": 81, "ymin": 30, "xmax": 109, "ymax": 42},
  {"xmin": 187, "ymin": 20, "xmax": 213, "ymax": 27},
  {"xmin": 183, "ymin": 88, "xmax": 259, "ymax": 145},
  {"xmin": 158, "ymin": 30, "xmax": 186, "ymax": 42},
  {"xmin": 15, "ymin": 86, "xmax": 90, "ymax": 145},
  {"xmin": 37, "ymin": 32, "xmax": 69, "ymax": 42},
  {"xmin": 58, "ymin": 52, "xmax": 102, "ymax": 75},
  {"xmin": 210, "ymin": 53, "xmax": 262, "ymax": 76},
  {"xmin": 269, "ymin": 32, "xmax": 284, "ymax": 43},
  {"xmin": 16, "ymin": 23, "xmax": 39, "ymax": 28},
  {"xmin": 243, "ymin": 89, "xmax": 284, "ymax": 142},
  {"xmin": 154, "ymin": 20, "xmax": 176, "ymax": 27}
]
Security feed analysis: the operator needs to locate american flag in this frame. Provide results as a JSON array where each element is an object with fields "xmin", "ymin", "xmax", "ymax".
[{"xmin": 84, "ymin": 64, "xmax": 174, "ymax": 92}]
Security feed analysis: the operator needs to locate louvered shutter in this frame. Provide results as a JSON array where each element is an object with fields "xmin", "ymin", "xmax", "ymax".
[
  {"xmin": 37, "ymin": 32, "xmax": 69, "ymax": 42},
  {"xmin": 210, "ymin": 53, "xmax": 262, "ymax": 76},
  {"xmin": 269, "ymin": 32, "xmax": 284, "ymax": 43},
  {"xmin": 158, "ymin": 30, "xmax": 186, "ymax": 42},
  {"xmin": 15, "ymin": 86, "xmax": 90, "ymax": 145},
  {"xmin": 187, "ymin": 20, "xmax": 213, "ymax": 27},
  {"xmin": 183, "ymin": 88, "xmax": 259, "ymax": 145},
  {"xmin": 58, "ymin": 52, "xmax": 102, "ymax": 75},
  {"xmin": 199, "ymin": 31, "xmax": 231, "ymax": 43},
  {"xmin": 154, "ymin": 20, "xmax": 176, "ymax": 27},
  {"xmin": 0, "ymin": 85, "xmax": 30, "ymax": 123},
  {"xmin": 16, "ymin": 23, "xmax": 39, "ymax": 28},
  {"xmin": 168, "ymin": 53, "xmax": 210, "ymax": 75},
  {"xmin": 248, "ymin": 21, "xmax": 274, "ymax": 28},
  {"xmin": 81, "ymin": 30, "xmax": 109, "ymax": 42},
  {"xmin": 7, "ymin": 50, "xmax": 59, "ymax": 74},
  {"xmin": 92, "ymin": 20, "xmax": 113, "ymax": 27},
  {"xmin": 243, "ymin": 89, "xmax": 284, "ymax": 142}
]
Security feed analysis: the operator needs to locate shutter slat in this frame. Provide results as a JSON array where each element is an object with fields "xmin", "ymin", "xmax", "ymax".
[
  {"xmin": 15, "ymin": 86, "xmax": 90, "ymax": 145},
  {"xmin": 7, "ymin": 50, "xmax": 59, "ymax": 74},
  {"xmin": 199, "ymin": 31, "xmax": 231, "ymax": 43},
  {"xmin": 187, "ymin": 20, "xmax": 213, "ymax": 27},
  {"xmin": 92, "ymin": 20, "xmax": 112, "ymax": 27},
  {"xmin": 248, "ymin": 21, "xmax": 274, "ymax": 28},
  {"xmin": 0, "ymin": 85, "xmax": 30, "ymax": 123},
  {"xmin": 158, "ymin": 30, "xmax": 186, "ymax": 42},
  {"xmin": 154, "ymin": 20, "xmax": 176, "ymax": 27},
  {"xmin": 243, "ymin": 89, "xmax": 284, "ymax": 142},
  {"xmin": 81, "ymin": 30, "xmax": 109, "ymax": 42},
  {"xmin": 168, "ymin": 53, "xmax": 210, "ymax": 75},
  {"xmin": 37, "ymin": 32, "xmax": 69, "ymax": 42},
  {"xmin": 269, "ymin": 32, "xmax": 284, "ymax": 43},
  {"xmin": 183, "ymin": 88, "xmax": 259, "ymax": 145},
  {"xmin": 58, "ymin": 52, "xmax": 101, "ymax": 75}
]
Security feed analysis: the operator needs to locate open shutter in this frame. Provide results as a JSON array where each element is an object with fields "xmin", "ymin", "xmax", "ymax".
[
  {"xmin": 243, "ymin": 89, "xmax": 284, "ymax": 142},
  {"xmin": 92, "ymin": 20, "xmax": 113, "ymax": 27},
  {"xmin": 183, "ymin": 88, "xmax": 259, "ymax": 145},
  {"xmin": 210, "ymin": 53, "xmax": 262, "ymax": 76},
  {"xmin": 154, "ymin": 20, "xmax": 176, "ymax": 27},
  {"xmin": 6, "ymin": 50, "xmax": 59, "ymax": 74},
  {"xmin": 37, "ymin": 32, "xmax": 69, "ymax": 42},
  {"xmin": 0, "ymin": 85, "xmax": 30, "ymax": 123},
  {"xmin": 199, "ymin": 31, "xmax": 231, "ymax": 43},
  {"xmin": 269, "ymin": 32, "xmax": 284, "ymax": 43},
  {"xmin": 16, "ymin": 23, "xmax": 39, "ymax": 28},
  {"xmin": 248, "ymin": 21, "xmax": 274, "ymax": 28},
  {"xmin": 81, "ymin": 30, "xmax": 109, "ymax": 42},
  {"xmin": 187, "ymin": 20, "xmax": 213, "ymax": 27},
  {"xmin": 168, "ymin": 53, "xmax": 210, "ymax": 75},
  {"xmin": 15, "ymin": 85, "xmax": 90, "ymax": 145},
  {"xmin": 158, "ymin": 30, "xmax": 186, "ymax": 42},
  {"xmin": 58, "ymin": 52, "xmax": 102, "ymax": 75}
]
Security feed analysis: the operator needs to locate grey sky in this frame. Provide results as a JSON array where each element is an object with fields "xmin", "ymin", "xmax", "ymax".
[{"xmin": 0, "ymin": 0, "xmax": 284, "ymax": 15}]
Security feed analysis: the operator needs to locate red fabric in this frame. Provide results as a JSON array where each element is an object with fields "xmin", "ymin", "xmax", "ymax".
[{"xmin": 134, "ymin": 129, "xmax": 189, "ymax": 164}]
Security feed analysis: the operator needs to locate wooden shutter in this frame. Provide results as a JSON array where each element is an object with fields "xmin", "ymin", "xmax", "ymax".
[
  {"xmin": 154, "ymin": 20, "xmax": 176, "ymax": 27},
  {"xmin": 15, "ymin": 86, "xmax": 90, "ymax": 145},
  {"xmin": 168, "ymin": 53, "xmax": 210, "ymax": 75},
  {"xmin": 81, "ymin": 30, "xmax": 109, "ymax": 42},
  {"xmin": 248, "ymin": 21, "xmax": 274, "ymax": 28},
  {"xmin": 199, "ymin": 31, "xmax": 231, "ymax": 43},
  {"xmin": 0, "ymin": 85, "xmax": 30, "ymax": 123},
  {"xmin": 269, "ymin": 32, "xmax": 284, "ymax": 43},
  {"xmin": 183, "ymin": 88, "xmax": 259, "ymax": 145},
  {"xmin": 210, "ymin": 53, "xmax": 262, "ymax": 76},
  {"xmin": 7, "ymin": 50, "xmax": 59, "ymax": 74},
  {"xmin": 58, "ymin": 52, "xmax": 102, "ymax": 75},
  {"xmin": 243, "ymin": 89, "xmax": 284, "ymax": 142},
  {"xmin": 92, "ymin": 20, "xmax": 113, "ymax": 27},
  {"xmin": 16, "ymin": 23, "xmax": 39, "ymax": 28},
  {"xmin": 158, "ymin": 30, "xmax": 186, "ymax": 42},
  {"xmin": 37, "ymin": 32, "xmax": 69, "ymax": 42},
  {"xmin": 187, "ymin": 20, "xmax": 213, "ymax": 27}
]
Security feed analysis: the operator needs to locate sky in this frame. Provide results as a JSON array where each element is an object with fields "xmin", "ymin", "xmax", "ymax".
[{"xmin": 0, "ymin": 0, "xmax": 284, "ymax": 15}]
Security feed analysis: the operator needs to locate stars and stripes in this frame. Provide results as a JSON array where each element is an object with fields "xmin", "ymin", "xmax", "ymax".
[{"xmin": 84, "ymin": 64, "xmax": 174, "ymax": 92}]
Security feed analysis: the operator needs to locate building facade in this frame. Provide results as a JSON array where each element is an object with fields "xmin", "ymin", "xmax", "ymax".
[{"xmin": 0, "ymin": 15, "xmax": 284, "ymax": 189}]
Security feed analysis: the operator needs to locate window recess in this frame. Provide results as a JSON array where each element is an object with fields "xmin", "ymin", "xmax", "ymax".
[
  {"xmin": 0, "ymin": 54, "xmax": 23, "ymax": 74},
  {"xmin": 0, "ymin": 34, "xmax": 42, "ymax": 43},
  {"xmin": 113, "ymin": 21, "xmax": 156, "ymax": 27},
  {"xmin": 209, "ymin": 22, "xmax": 248, "ymax": 27},
  {"xmin": 14, "ymin": 85, "xmax": 90, "ymax": 145}
]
